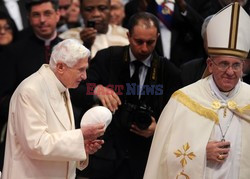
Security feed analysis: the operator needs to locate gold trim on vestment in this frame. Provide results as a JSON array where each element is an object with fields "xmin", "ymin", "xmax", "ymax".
[
  {"xmin": 174, "ymin": 143, "xmax": 196, "ymax": 179},
  {"xmin": 172, "ymin": 90, "xmax": 219, "ymax": 124}
]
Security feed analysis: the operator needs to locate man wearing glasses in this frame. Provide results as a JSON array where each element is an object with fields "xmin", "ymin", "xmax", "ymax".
[{"xmin": 144, "ymin": 2, "xmax": 250, "ymax": 179}]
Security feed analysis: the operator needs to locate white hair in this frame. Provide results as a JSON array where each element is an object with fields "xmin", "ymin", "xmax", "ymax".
[{"xmin": 49, "ymin": 39, "xmax": 90, "ymax": 69}]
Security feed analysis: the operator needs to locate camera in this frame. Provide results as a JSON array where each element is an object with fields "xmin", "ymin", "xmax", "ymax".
[
  {"xmin": 118, "ymin": 102, "xmax": 153, "ymax": 130},
  {"xmin": 87, "ymin": 20, "xmax": 96, "ymax": 28}
]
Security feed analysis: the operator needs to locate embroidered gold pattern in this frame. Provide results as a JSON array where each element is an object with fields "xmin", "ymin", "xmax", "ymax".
[
  {"xmin": 211, "ymin": 101, "xmax": 221, "ymax": 110},
  {"xmin": 228, "ymin": 100, "xmax": 237, "ymax": 110},
  {"xmin": 172, "ymin": 91, "xmax": 219, "ymax": 123},
  {"xmin": 174, "ymin": 143, "xmax": 196, "ymax": 179}
]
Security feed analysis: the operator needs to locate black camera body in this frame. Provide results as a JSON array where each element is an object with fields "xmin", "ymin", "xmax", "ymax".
[{"xmin": 118, "ymin": 102, "xmax": 153, "ymax": 130}]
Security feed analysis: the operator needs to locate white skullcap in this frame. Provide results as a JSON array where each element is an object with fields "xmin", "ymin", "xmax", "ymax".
[
  {"xmin": 207, "ymin": 2, "xmax": 250, "ymax": 59},
  {"xmin": 80, "ymin": 106, "xmax": 112, "ymax": 130}
]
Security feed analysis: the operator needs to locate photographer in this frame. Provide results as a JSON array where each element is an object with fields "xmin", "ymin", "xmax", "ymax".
[{"xmin": 71, "ymin": 12, "xmax": 181, "ymax": 179}]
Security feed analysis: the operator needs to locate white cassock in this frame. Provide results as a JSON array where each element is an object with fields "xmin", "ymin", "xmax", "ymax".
[
  {"xmin": 144, "ymin": 75, "xmax": 250, "ymax": 179},
  {"xmin": 2, "ymin": 65, "xmax": 88, "ymax": 179}
]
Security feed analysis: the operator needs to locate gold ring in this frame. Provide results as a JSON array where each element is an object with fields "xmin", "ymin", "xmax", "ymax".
[{"xmin": 217, "ymin": 154, "xmax": 223, "ymax": 160}]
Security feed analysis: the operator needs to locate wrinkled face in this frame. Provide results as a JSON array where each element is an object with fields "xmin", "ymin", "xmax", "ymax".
[
  {"xmin": 0, "ymin": 19, "xmax": 13, "ymax": 45},
  {"xmin": 58, "ymin": 0, "xmax": 71, "ymax": 26},
  {"xmin": 128, "ymin": 21, "xmax": 159, "ymax": 61},
  {"xmin": 81, "ymin": 0, "xmax": 110, "ymax": 33},
  {"xmin": 207, "ymin": 56, "xmax": 244, "ymax": 92},
  {"xmin": 57, "ymin": 57, "xmax": 89, "ymax": 88},
  {"xmin": 29, "ymin": 2, "xmax": 60, "ymax": 39},
  {"xmin": 110, "ymin": 0, "xmax": 124, "ymax": 25}
]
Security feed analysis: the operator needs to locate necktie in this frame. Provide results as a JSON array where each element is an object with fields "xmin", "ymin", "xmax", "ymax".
[
  {"xmin": 130, "ymin": 60, "xmax": 143, "ymax": 100},
  {"xmin": 62, "ymin": 91, "xmax": 71, "ymax": 123}
]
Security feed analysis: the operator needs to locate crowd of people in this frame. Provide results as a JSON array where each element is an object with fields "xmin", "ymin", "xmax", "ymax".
[{"xmin": 0, "ymin": 0, "xmax": 250, "ymax": 179}]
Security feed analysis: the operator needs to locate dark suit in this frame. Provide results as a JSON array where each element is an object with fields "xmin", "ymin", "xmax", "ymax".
[
  {"xmin": 210, "ymin": 0, "xmax": 250, "ymax": 15},
  {"xmin": 146, "ymin": 0, "xmax": 213, "ymax": 67},
  {"xmin": 180, "ymin": 57, "xmax": 207, "ymax": 86},
  {"xmin": 0, "ymin": 0, "xmax": 28, "ymax": 30},
  {"xmin": 72, "ymin": 45, "xmax": 181, "ymax": 179}
]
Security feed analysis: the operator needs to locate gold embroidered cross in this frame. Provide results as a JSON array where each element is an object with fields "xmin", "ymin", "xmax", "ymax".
[{"xmin": 174, "ymin": 143, "xmax": 196, "ymax": 168}]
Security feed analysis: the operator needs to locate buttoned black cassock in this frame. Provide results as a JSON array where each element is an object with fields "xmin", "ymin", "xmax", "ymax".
[{"xmin": 71, "ymin": 45, "xmax": 182, "ymax": 179}]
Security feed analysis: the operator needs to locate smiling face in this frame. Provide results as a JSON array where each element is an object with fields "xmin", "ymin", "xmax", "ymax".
[
  {"xmin": 81, "ymin": 0, "xmax": 110, "ymax": 33},
  {"xmin": 56, "ymin": 57, "xmax": 89, "ymax": 88},
  {"xmin": 29, "ymin": 1, "xmax": 60, "ymax": 39},
  {"xmin": 128, "ymin": 20, "xmax": 159, "ymax": 61},
  {"xmin": 207, "ymin": 56, "xmax": 244, "ymax": 92}
]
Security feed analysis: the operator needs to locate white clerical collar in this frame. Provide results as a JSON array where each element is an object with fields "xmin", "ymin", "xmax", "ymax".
[
  {"xmin": 208, "ymin": 75, "xmax": 240, "ymax": 101},
  {"xmin": 35, "ymin": 31, "xmax": 57, "ymax": 46},
  {"xmin": 129, "ymin": 48, "xmax": 151, "ymax": 67}
]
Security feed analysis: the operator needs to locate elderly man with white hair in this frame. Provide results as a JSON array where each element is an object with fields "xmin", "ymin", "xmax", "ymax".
[
  {"xmin": 144, "ymin": 2, "xmax": 250, "ymax": 179},
  {"xmin": 2, "ymin": 39, "xmax": 106, "ymax": 179}
]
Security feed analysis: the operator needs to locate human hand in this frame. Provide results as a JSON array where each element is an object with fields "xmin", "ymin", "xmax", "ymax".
[
  {"xmin": 206, "ymin": 140, "xmax": 230, "ymax": 163},
  {"xmin": 84, "ymin": 139, "xmax": 104, "ymax": 155},
  {"xmin": 94, "ymin": 85, "xmax": 121, "ymax": 112},
  {"xmin": 130, "ymin": 116, "xmax": 156, "ymax": 138},
  {"xmin": 80, "ymin": 27, "xmax": 97, "ymax": 48},
  {"xmin": 81, "ymin": 123, "xmax": 105, "ymax": 141}
]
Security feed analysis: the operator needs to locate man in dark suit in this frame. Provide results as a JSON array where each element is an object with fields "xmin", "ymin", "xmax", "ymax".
[
  {"xmin": 72, "ymin": 12, "xmax": 181, "ymax": 179},
  {"xmin": 0, "ymin": 0, "xmax": 62, "ymax": 171},
  {"xmin": 146, "ymin": 0, "xmax": 213, "ymax": 67},
  {"xmin": 0, "ymin": 0, "xmax": 28, "ymax": 31}
]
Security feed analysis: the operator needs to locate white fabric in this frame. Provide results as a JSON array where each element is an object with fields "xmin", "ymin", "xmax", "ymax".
[
  {"xmin": 205, "ymin": 76, "xmax": 241, "ymax": 179},
  {"xmin": 59, "ymin": 24, "xmax": 129, "ymax": 58},
  {"xmin": 4, "ymin": 0, "xmax": 23, "ymax": 31},
  {"xmin": 207, "ymin": 3, "xmax": 250, "ymax": 58},
  {"xmin": 81, "ymin": 106, "xmax": 112, "ymax": 129},
  {"xmin": 144, "ymin": 76, "xmax": 250, "ymax": 179},
  {"xmin": 80, "ymin": 106, "xmax": 112, "ymax": 130},
  {"xmin": 159, "ymin": 21, "xmax": 171, "ymax": 59},
  {"xmin": 2, "ymin": 65, "xmax": 87, "ymax": 179}
]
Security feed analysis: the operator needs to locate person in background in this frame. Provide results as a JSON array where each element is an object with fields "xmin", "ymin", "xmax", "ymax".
[
  {"xmin": 57, "ymin": 0, "xmax": 71, "ymax": 33},
  {"xmin": 67, "ymin": 0, "xmax": 83, "ymax": 28},
  {"xmin": 2, "ymin": 39, "xmax": 105, "ymax": 179},
  {"xmin": 211, "ymin": 0, "xmax": 250, "ymax": 14},
  {"xmin": 57, "ymin": 0, "xmax": 83, "ymax": 34},
  {"xmin": 59, "ymin": 0, "xmax": 129, "ymax": 58},
  {"xmin": 180, "ymin": 15, "xmax": 213, "ymax": 86},
  {"xmin": 144, "ymin": 3, "xmax": 250, "ymax": 178},
  {"xmin": 0, "ymin": 11, "xmax": 18, "ymax": 46},
  {"xmin": 0, "ymin": 0, "xmax": 28, "ymax": 31},
  {"xmin": 110, "ymin": 0, "xmax": 125, "ymax": 26},
  {"xmin": 0, "ymin": 10, "xmax": 18, "ymax": 172},
  {"xmin": 73, "ymin": 12, "xmax": 181, "ymax": 179}
]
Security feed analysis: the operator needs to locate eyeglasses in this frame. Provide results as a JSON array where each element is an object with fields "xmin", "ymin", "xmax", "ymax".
[
  {"xmin": 0, "ymin": 25, "xmax": 12, "ymax": 33},
  {"xmin": 210, "ymin": 57, "xmax": 243, "ymax": 72}
]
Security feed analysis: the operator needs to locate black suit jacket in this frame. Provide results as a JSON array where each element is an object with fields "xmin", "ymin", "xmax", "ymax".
[
  {"xmin": 0, "ymin": 0, "xmax": 29, "ymax": 30},
  {"xmin": 71, "ymin": 45, "xmax": 181, "ymax": 178},
  {"xmin": 147, "ymin": 0, "xmax": 213, "ymax": 67}
]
